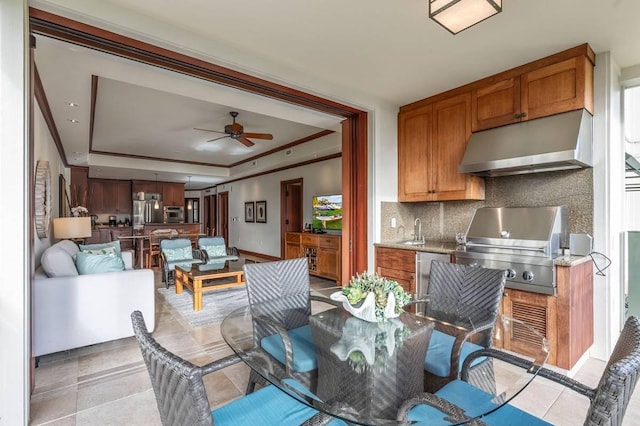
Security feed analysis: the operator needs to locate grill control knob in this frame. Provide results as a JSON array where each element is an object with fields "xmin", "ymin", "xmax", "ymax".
[
  {"xmin": 506, "ymin": 269, "xmax": 517, "ymax": 279},
  {"xmin": 522, "ymin": 271, "xmax": 534, "ymax": 281}
]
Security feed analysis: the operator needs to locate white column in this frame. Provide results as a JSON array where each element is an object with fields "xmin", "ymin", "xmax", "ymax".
[{"xmin": 0, "ymin": 0, "xmax": 30, "ymax": 423}]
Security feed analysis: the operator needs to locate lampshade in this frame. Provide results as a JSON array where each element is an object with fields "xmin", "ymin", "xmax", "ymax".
[
  {"xmin": 429, "ymin": 0, "xmax": 502, "ymax": 35},
  {"xmin": 53, "ymin": 217, "xmax": 92, "ymax": 239}
]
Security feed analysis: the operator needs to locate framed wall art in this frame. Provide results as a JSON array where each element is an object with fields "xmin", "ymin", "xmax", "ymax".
[
  {"xmin": 256, "ymin": 201, "xmax": 267, "ymax": 223},
  {"xmin": 245, "ymin": 201, "xmax": 255, "ymax": 222}
]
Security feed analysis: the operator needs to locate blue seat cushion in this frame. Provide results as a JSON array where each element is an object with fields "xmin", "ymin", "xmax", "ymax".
[
  {"xmin": 424, "ymin": 330, "xmax": 485, "ymax": 377},
  {"xmin": 166, "ymin": 258, "xmax": 202, "ymax": 271},
  {"xmin": 406, "ymin": 379, "xmax": 551, "ymax": 425},
  {"xmin": 260, "ymin": 325, "xmax": 317, "ymax": 373},
  {"xmin": 212, "ymin": 383, "xmax": 319, "ymax": 425}
]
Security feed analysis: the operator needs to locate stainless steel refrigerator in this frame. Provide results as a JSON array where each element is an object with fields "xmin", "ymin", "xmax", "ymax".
[{"xmin": 133, "ymin": 200, "xmax": 164, "ymax": 229}]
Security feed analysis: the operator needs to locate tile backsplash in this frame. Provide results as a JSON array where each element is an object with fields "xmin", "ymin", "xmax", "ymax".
[{"xmin": 381, "ymin": 168, "xmax": 593, "ymax": 243}]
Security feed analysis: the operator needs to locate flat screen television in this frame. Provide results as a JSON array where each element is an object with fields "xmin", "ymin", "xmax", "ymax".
[{"xmin": 312, "ymin": 194, "xmax": 342, "ymax": 231}]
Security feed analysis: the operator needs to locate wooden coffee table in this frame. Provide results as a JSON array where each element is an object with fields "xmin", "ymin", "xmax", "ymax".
[{"xmin": 174, "ymin": 260, "xmax": 245, "ymax": 311}]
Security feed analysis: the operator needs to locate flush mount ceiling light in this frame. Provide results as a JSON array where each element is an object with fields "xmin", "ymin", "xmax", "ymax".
[{"xmin": 429, "ymin": 0, "xmax": 502, "ymax": 35}]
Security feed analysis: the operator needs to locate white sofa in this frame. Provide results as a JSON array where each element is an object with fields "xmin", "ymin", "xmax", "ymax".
[{"xmin": 33, "ymin": 240, "xmax": 155, "ymax": 357}]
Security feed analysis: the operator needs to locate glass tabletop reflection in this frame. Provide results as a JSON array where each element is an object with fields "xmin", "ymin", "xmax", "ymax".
[{"xmin": 221, "ymin": 293, "xmax": 549, "ymax": 425}]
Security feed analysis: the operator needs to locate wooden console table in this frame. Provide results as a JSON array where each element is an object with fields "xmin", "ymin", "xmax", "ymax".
[{"xmin": 285, "ymin": 232, "xmax": 341, "ymax": 283}]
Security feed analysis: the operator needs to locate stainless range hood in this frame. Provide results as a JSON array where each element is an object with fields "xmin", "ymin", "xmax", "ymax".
[{"xmin": 459, "ymin": 109, "xmax": 593, "ymax": 177}]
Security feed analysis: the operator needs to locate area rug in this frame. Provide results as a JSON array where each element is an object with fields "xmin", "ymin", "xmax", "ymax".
[{"xmin": 158, "ymin": 286, "xmax": 249, "ymax": 327}]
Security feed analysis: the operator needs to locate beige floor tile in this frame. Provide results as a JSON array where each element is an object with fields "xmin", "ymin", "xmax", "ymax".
[
  {"xmin": 77, "ymin": 343, "xmax": 142, "ymax": 378},
  {"xmin": 34, "ymin": 359, "xmax": 79, "ymax": 393},
  {"xmin": 75, "ymin": 389, "xmax": 161, "ymax": 426},
  {"xmin": 542, "ymin": 388, "xmax": 590, "ymax": 425},
  {"xmin": 30, "ymin": 386, "xmax": 78, "ymax": 425},
  {"xmin": 76, "ymin": 368, "xmax": 152, "ymax": 412}
]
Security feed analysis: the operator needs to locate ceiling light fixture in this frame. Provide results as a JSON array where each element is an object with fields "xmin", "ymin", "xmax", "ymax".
[
  {"xmin": 187, "ymin": 176, "xmax": 193, "ymax": 210},
  {"xmin": 65, "ymin": 102, "xmax": 79, "ymax": 107},
  {"xmin": 429, "ymin": 0, "xmax": 502, "ymax": 35},
  {"xmin": 67, "ymin": 118, "xmax": 79, "ymax": 123}
]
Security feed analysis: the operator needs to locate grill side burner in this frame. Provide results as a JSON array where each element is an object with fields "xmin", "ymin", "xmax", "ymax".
[{"xmin": 455, "ymin": 206, "xmax": 567, "ymax": 295}]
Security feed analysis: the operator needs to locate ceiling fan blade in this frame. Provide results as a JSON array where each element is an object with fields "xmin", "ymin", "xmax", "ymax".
[
  {"xmin": 237, "ymin": 136, "xmax": 255, "ymax": 147},
  {"xmin": 243, "ymin": 132, "xmax": 273, "ymax": 140},
  {"xmin": 206, "ymin": 135, "xmax": 231, "ymax": 143},
  {"xmin": 194, "ymin": 127, "xmax": 227, "ymax": 134}
]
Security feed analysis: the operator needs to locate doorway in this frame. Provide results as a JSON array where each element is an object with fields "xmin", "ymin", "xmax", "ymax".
[
  {"xmin": 280, "ymin": 178, "xmax": 303, "ymax": 257},
  {"xmin": 218, "ymin": 191, "xmax": 229, "ymax": 244},
  {"xmin": 30, "ymin": 9, "xmax": 369, "ymax": 281}
]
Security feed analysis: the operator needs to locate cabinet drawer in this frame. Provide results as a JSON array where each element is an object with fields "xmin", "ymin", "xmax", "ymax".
[
  {"xmin": 286, "ymin": 232, "xmax": 301, "ymax": 243},
  {"xmin": 301, "ymin": 234, "xmax": 318, "ymax": 246},
  {"xmin": 318, "ymin": 235, "xmax": 340, "ymax": 249},
  {"xmin": 375, "ymin": 247, "xmax": 416, "ymax": 272}
]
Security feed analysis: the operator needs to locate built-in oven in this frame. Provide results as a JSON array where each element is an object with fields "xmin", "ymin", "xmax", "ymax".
[{"xmin": 163, "ymin": 206, "xmax": 184, "ymax": 223}]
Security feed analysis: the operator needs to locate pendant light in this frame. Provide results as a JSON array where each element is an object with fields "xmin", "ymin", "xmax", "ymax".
[
  {"xmin": 154, "ymin": 173, "xmax": 160, "ymax": 210},
  {"xmin": 187, "ymin": 176, "xmax": 193, "ymax": 210}
]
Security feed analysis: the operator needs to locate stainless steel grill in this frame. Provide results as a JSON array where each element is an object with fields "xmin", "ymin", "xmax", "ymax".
[{"xmin": 455, "ymin": 206, "xmax": 567, "ymax": 295}]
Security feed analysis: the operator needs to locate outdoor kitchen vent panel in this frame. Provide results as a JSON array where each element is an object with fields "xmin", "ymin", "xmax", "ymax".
[{"xmin": 459, "ymin": 109, "xmax": 593, "ymax": 177}]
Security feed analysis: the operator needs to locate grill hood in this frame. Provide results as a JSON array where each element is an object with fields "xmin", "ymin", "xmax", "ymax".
[{"xmin": 459, "ymin": 109, "xmax": 593, "ymax": 177}]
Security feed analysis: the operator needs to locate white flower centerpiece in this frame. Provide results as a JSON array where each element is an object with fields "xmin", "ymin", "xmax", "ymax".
[
  {"xmin": 330, "ymin": 272, "xmax": 412, "ymax": 322},
  {"xmin": 71, "ymin": 206, "xmax": 89, "ymax": 217}
]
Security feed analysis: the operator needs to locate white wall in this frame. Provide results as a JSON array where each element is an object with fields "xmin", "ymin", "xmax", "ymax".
[
  {"xmin": 33, "ymin": 103, "xmax": 67, "ymax": 268},
  {"xmin": 0, "ymin": 0, "xmax": 29, "ymax": 423},
  {"xmin": 217, "ymin": 157, "xmax": 341, "ymax": 257}
]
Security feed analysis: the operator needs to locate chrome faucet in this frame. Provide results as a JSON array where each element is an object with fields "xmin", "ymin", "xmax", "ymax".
[{"xmin": 414, "ymin": 218, "xmax": 423, "ymax": 243}]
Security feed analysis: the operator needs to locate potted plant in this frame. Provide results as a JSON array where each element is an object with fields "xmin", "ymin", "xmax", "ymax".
[{"xmin": 330, "ymin": 272, "xmax": 411, "ymax": 322}]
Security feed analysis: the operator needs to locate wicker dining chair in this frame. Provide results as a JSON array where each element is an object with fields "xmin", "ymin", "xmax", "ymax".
[
  {"xmin": 131, "ymin": 310, "xmax": 334, "ymax": 426},
  {"xmin": 242, "ymin": 257, "xmax": 340, "ymax": 395},
  {"xmin": 397, "ymin": 315, "xmax": 640, "ymax": 426},
  {"xmin": 410, "ymin": 261, "xmax": 506, "ymax": 393}
]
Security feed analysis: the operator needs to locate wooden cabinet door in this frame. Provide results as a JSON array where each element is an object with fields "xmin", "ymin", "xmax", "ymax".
[
  {"xmin": 500, "ymin": 288, "xmax": 557, "ymax": 365},
  {"xmin": 163, "ymin": 183, "xmax": 184, "ymax": 206},
  {"xmin": 472, "ymin": 77, "xmax": 521, "ymax": 131},
  {"xmin": 89, "ymin": 180, "xmax": 104, "ymax": 214},
  {"xmin": 398, "ymin": 105, "xmax": 434, "ymax": 201},
  {"xmin": 317, "ymin": 236, "xmax": 341, "ymax": 281},
  {"xmin": 431, "ymin": 93, "xmax": 484, "ymax": 201},
  {"xmin": 522, "ymin": 56, "xmax": 593, "ymax": 120},
  {"xmin": 115, "ymin": 181, "xmax": 132, "ymax": 213},
  {"xmin": 285, "ymin": 232, "xmax": 302, "ymax": 259}
]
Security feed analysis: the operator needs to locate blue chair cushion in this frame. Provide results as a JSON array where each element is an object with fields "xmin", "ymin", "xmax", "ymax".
[
  {"xmin": 406, "ymin": 379, "xmax": 551, "ymax": 425},
  {"xmin": 260, "ymin": 325, "xmax": 317, "ymax": 373},
  {"xmin": 424, "ymin": 330, "xmax": 485, "ymax": 377},
  {"xmin": 201, "ymin": 243, "xmax": 227, "ymax": 257},
  {"xmin": 213, "ymin": 382, "xmax": 346, "ymax": 425},
  {"xmin": 212, "ymin": 383, "xmax": 318, "ymax": 425},
  {"xmin": 166, "ymin": 258, "xmax": 202, "ymax": 271}
]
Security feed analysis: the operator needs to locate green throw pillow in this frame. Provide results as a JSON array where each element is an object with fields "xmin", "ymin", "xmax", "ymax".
[
  {"xmin": 79, "ymin": 240, "xmax": 122, "ymax": 256},
  {"xmin": 202, "ymin": 244, "xmax": 226, "ymax": 257},
  {"xmin": 163, "ymin": 246, "xmax": 193, "ymax": 262},
  {"xmin": 75, "ymin": 251, "xmax": 125, "ymax": 274}
]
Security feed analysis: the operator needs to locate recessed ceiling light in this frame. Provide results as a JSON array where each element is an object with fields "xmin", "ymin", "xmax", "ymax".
[
  {"xmin": 67, "ymin": 119, "xmax": 79, "ymax": 123},
  {"xmin": 65, "ymin": 102, "xmax": 79, "ymax": 107},
  {"xmin": 73, "ymin": 151, "xmax": 81, "ymax": 154}
]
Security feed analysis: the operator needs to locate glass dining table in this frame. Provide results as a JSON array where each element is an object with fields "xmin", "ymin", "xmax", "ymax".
[{"xmin": 221, "ymin": 288, "xmax": 549, "ymax": 425}]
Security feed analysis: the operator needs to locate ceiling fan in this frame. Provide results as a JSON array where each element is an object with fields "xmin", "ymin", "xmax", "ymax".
[{"xmin": 195, "ymin": 111, "xmax": 273, "ymax": 147}]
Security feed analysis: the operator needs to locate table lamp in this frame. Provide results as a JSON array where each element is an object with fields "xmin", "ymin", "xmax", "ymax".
[{"xmin": 53, "ymin": 217, "xmax": 92, "ymax": 244}]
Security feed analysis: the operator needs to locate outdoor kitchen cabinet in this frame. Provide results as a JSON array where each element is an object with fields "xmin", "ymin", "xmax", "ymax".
[
  {"xmin": 471, "ymin": 46, "xmax": 595, "ymax": 132},
  {"xmin": 398, "ymin": 92, "xmax": 485, "ymax": 202},
  {"xmin": 375, "ymin": 246, "xmax": 417, "ymax": 294},
  {"xmin": 498, "ymin": 260, "xmax": 593, "ymax": 370}
]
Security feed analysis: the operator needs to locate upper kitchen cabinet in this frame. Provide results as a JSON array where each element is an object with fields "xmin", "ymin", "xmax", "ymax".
[
  {"xmin": 162, "ymin": 182, "xmax": 185, "ymax": 207},
  {"xmin": 471, "ymin": 44, "xmax": 595, "ymax": 132},
  {"xmin": 132, "ymin": 180, "xmax": 159, "ymax": 196},
  {"xmin": 88, "ymin": 179, "xmax": 132, "ymax": 214},
  {"xmin": 398, "ymin": 93, "xmax": 485, "ymax": 202}
]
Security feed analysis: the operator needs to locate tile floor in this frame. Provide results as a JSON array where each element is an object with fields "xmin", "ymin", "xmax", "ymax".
[{"xmin": 30, "ymin": 270, "xmax": 640, "ymax": 425}]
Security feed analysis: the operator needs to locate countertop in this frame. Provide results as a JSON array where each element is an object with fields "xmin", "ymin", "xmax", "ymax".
[
  {"xmin": 374, "ymin": 240, "xmax": 458, "ymax": 255},
  {"xmin": 375, "ymin": 240, "xmax": 591, "ymax": 267}
]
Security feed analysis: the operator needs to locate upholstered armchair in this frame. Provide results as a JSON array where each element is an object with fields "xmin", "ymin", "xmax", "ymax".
[
  {"xmin": 197, "ymin": 236, "xmax": 239, "ymax": 264},
  {"xmin": 159, "ymin": 238, "xmax": 204, "ymax": 287}
]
